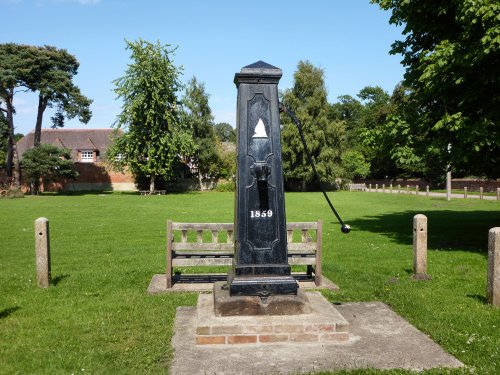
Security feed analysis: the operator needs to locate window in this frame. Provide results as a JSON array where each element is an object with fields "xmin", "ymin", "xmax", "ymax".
[{"xmin": 80, "ymin": 150, "xmax": 94, "ymax": 163}]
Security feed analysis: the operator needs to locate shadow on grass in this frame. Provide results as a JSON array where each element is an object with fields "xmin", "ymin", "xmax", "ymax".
[
  {"xmin": 468, "ymin": 294, "xmax": 488, "ymax": 304},
  {"xmin": 348, "ymin": 210, "xmax": 499, "ymax": 254},
  {"xmin": 52, "ymin": 274, "xmax": 70, "ymax": 286},
  {"xmin": 0, "ymin": 306, "xmax": 20, "ymax": 319}
]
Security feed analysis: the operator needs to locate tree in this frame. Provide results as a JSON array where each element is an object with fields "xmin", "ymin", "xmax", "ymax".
[
  {"xmin": 108, "ymin": 39, "xmax": 194, "ymax": 193},
  {"xmin": 0, "ymin": 111, "xmax": 8, "ymax": 169},
  {"xmin": 280, "ymin": 61, "xmax": 345, "ymax": 189},
  {"xmin": 22, "ymin": 144, "xmax": 78, "ymax": 194},
  {"xmin": 181, "ymin": 77, "xmax": 221, "ymax": 186},
  {"xmin": 32, "ymin": 46, "xmax": 92, "ymax": 146},
  {"xmin": 0, "ymin": 43, "xmax": 92, "ymax": 190},
  {"xmin": 373, "ymin": 0, "xmax": 500, "ymax": 178},
  {"xmin": 0, "ymin": 43, "xmax": 36, "ymax": 188},
  {"xmin": 214, "ymin": 122, "xmax": 236, "ymax": 143}
]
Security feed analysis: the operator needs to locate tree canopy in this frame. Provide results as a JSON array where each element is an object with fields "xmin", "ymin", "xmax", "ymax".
[
  {"xmin": 181, "ymin": 77, "xmax": 221, "ymax": 184},
  {"xmin": 214, "ymin": 122, "xmax": 236, "ymax": 143},
  {"xmin": 0, "ymin": 43, "xmax": 92, "ymax": 188},
  {"xmin": 21, "ymin": 144, "xmax": 78, "ymax": 194},
  {"xmin": 280, "ymin": 61, "xmax": 345, "ymax": 187},
  {"xmin": 373, "ymin": 0, "xmax": 500, "ymax": 178},
  {"xmin": 107, "ymin": 39, "xmax": 194, "ymax": 193}
]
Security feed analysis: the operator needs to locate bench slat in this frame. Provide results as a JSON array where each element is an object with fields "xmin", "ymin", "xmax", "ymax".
[
  {"xmin": 173, "ymin": 258, "xmax": 234, "ymax": 267},
  {"xmin": 173, "ymin": 243, "xmax": 234, "ymax": 251},
  {"xmin": 172, "ymin": 223, "xmax": 233, "ymax": 230}
]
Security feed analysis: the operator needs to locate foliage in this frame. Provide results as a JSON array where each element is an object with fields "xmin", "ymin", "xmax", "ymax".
[
  {"xmin": 31, "ymin": 45, "xmax": 92, "ymax": 145},
  {"xmin": 0, "ymin": 193, "xmax": 499, "ymax": 373},
  {"xmin": 214, "ymin": 179, "xmax": 236, "ymax": 192},
  {"xmin": 280, "ymin": 61, "xmax": 345, "ymax": 186},
  {"xmin": 214, "ymin": 122, "xmax": 236, "ymax": 143},
  {"xmin": 373, "ymin": 0, "xmax": 500, "ymax": 178},
  {"xmin": 108, "ymin": 39, "xmax": 194, "ymax": 193},
  {"xmin": 341, "ymin": 149, "xmax": 370, "ymax": 180},
  {"xmin": 21, "ymin": 144, "xmax": 78, "ymax": 194},
  {"xmin": 181, "ymin": 77, "xmax": 221, "ymax": 181}
]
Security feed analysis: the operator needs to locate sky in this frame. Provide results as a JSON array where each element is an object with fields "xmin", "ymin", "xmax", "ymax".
[{"xmin": 2, "ymin": 0, "xmax": 405, "ymax": 136}]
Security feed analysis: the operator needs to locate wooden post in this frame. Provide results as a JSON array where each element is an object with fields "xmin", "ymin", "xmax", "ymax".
[
  {"xmin": 480, "ymin": 187, "xmax": 484, "ymax": 200},
  {"xmin": 487, "ymin": 228, "xmax": 500, "ymax": 306},
  {"xmin": 416, "ymin": 185, "xmax": 419, "ymax": 195},
  {"xmin": 426, "ymin": 186, "xmax": 429, "ymax": 197},
  {"xmin": 390, "ymin": 184, "xmax": 393, "ymax": 193},
  {"xmin": 369, "ymin": 184, "xmax": 372, "ymax": 192},
  {"xmin": 166, "ymin": 220, "xmax": 173, "ymax": 288},
  {"xmin": 35, "ymin": 218, "xmax": 51, "ymax": 288},
  {"xmin": 497, "ymin": 188, "xmax": 500, "ymax": 201},
  {"xmin": 315, "ymin": 220, "xmax": 323, "ymax": 287},
  {"xmin": 375, "ymin": 183, "xmax": 378, "ymax": 193},
  {"xmin": 398, "ymin": 184, "xmax": 401, "ymax": 194},
  {"xmin": 464, "ymin": 187, "xmax": 467, "ymax": 199},
  {"xmin": 413, "ymin": 214, "xmax": 427, "ymax": 276},
  {"xmin": 382, "ymin": 184, "xmax": 385, "ymax": 193},
  {"xmin": 406, "ymin": 185, "xmax": 410, "ymax": 194}
]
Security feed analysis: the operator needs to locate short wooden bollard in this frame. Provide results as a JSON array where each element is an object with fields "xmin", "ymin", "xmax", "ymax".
[
  {"xmin": 480, "ymin": 187, "xmax": 483, "ymax": 200},
  {"xmin": 382, "ymin": 184, "xmax": 385, "ymax": 193},
  {"xmin": 464, "ymin": 187, "xmax": 467, "ymax": 199},
  {"xmin": 35, "ymin": 217, "xmax": 51, "ymax": 288},
  {"xmin": 398, "ymin": 184, "xmax": 401, "ymax": 194},
  {"xmin": 375, "ymin": 183, "xmax": 378, "ymax": 193},
  {"xmin": 369, "ymin": 184, "xmax": 372, "ymax": 192},
  {"xmin": 416, "ymin": 185, "xmax": 419, "ymax": 195},
  {"xmin": 487, "ymin": 228, "xmax": 500, "ymax": 306},
  {"xmin": 406, "ymin": 185, "xmax": 410, "ymax": 194},
  {"xmin": 497, "ymin": 188, "xmax": 500, "ymax": 201},
  {"xmin": 413, "ymin": 214, "xmax": 428, "ymax": 276},
  {"xmin": 426, "ymin": 186, "xmax": 429, "ymax": 197},
  {"xmin": 390, "ymin": 184, "xmax": 393, "ymax": 193}
]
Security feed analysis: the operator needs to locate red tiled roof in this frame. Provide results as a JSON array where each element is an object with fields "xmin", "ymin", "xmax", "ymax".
[{"xmin": 16, "ymin": 128, "xmax": 123, "ymax": 161}]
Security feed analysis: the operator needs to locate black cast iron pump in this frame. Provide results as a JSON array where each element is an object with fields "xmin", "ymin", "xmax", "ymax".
[{"xmin": 227, "ymin": 61, "xmax": 349, "ymax": 299}]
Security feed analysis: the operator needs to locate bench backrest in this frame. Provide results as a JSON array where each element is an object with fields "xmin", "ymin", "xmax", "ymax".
[{"xmin": 167, "ymin": 221, "xmax": 321, "ymax": 254}]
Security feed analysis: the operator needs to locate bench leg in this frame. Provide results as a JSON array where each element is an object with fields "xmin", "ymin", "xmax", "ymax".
[
  {"xmin": 315, "ymin": 220, "xmax": 323, "ymax": 287},
  {"xmin": 166, "ymin": 220, "xmax": 173, "ymax": 288},
  {"xmin": 307, "ymin": 265, "xmax": 313, "ymax": 279}
]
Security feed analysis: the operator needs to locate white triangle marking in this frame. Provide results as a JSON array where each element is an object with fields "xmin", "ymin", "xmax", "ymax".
[{"xmin": 252, "ymin": 118, "xmax": 268, "ymax": 138}]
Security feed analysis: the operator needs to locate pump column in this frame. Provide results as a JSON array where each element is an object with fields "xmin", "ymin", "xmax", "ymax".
[{"xmin": 228, "ymin": 61, "xmax": 297, "ymax": 297}]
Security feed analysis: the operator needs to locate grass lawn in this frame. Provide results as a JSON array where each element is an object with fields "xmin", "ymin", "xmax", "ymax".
[{"xmin": 1, "ymin": 191, "xmax": 499, "ymax": 374}]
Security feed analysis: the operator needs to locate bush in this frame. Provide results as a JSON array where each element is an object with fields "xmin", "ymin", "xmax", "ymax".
[
  {"xmin": 0, "ymin": 188, "xmax": 24, "ymax": 199},
  {"xmin": 214, "ymin": 180, "xmax": 235, "ymax": 192}
]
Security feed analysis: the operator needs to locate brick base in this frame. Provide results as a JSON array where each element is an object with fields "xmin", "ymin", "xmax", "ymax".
[{"xmin": 196, "ymin": 291, "xmax": 349, "ymax": 345}]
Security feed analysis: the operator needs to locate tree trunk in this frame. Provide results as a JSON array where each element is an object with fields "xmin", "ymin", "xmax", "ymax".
[
  {"xmin": 6, "ymin": 136, "xmax": 13, "ymax": 178},
  {"xmin": 149, "ymin": 174, "xmax": 155, "ymax": 194},
  {"xmin": 34, "ymin": 95, "xmax": 48, "ymax": 146},
  {"xmin": 5, "ymin": 90, "xmax": 21, "ymax": 189},
  {"xmin": 198, "ymin": 169, "xmax": 203, "ymax": 190}
]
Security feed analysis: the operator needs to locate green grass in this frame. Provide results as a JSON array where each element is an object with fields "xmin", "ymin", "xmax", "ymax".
[{"xmin": 1, "ymin": 192, "xmax": 499, "ymax": 374}]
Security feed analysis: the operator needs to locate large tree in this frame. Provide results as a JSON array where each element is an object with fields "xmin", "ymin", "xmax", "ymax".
[
  {"xmin": 280, "ymin": 61, "xmax": 345, "ymax": 189},
  {"xmin": 373, "ymin": 0, "xmax": 500, "ymax": 178},
  {"xmin": 108, "ymin": 39, "xmax": 194, "ymax": 193},
  {"xmin": 22, "ymin": 144, "xmax": 78, "ymax": 194},
  {"xmin": 32, "ymin": 46, "xmax": 92, "ymax": 146},
  {"xmin": 214, "ymin": 122, "xmax": 236, "ymax": 143},
  {"xmin": 181, "ymin": 77, "xmax": 221, "ymax": 186},
  {"xmin": 0, "ymin": 43, "xmax": 92, "ymax": 189}
]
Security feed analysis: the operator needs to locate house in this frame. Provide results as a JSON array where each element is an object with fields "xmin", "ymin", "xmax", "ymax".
[{"xmin": 16, "ymin": 128, "xmax": 136, "ymax": 192}]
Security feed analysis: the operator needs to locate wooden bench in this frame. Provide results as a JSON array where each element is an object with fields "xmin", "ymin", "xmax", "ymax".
[
  {"xmin": 348, "ymin": 183, "xmax": 367, "ymax": 192},
  {"xmin": 139, "ymin": 190, "xmax": 166, "ymax": 195},
  {"xmin": 166, "ymin": 220, "xmax": 323, "ymax": 288}
]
